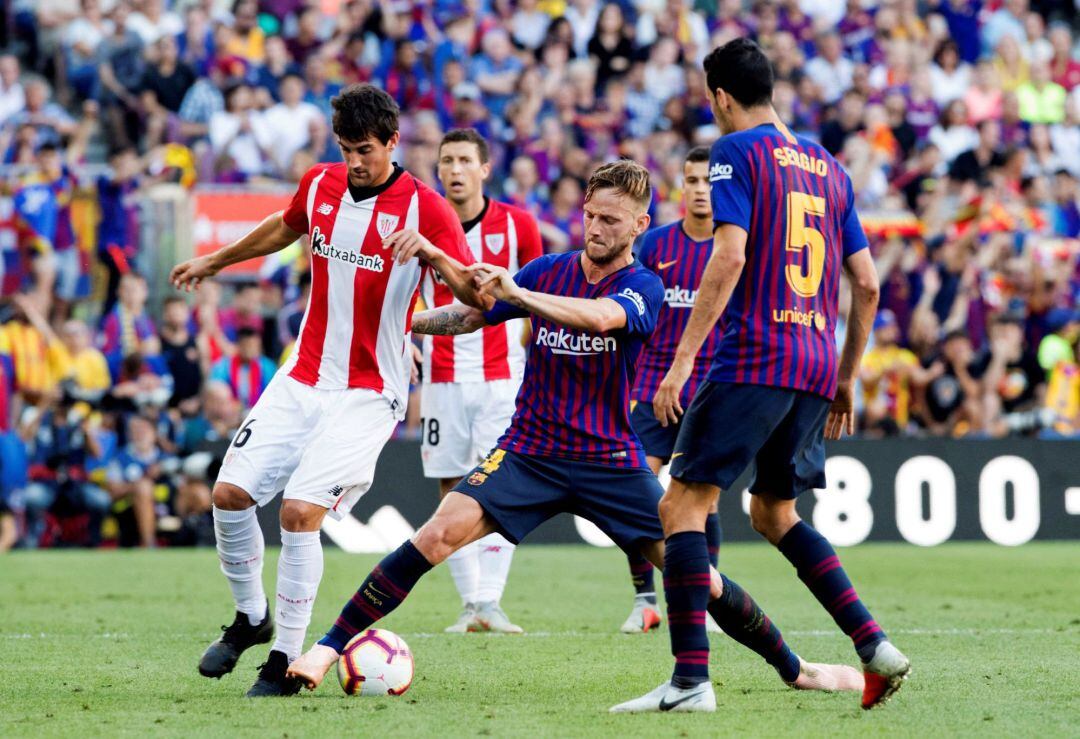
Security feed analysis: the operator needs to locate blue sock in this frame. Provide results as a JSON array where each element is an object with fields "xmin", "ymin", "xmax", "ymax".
[
  {"xmin": 705, "ymin": 511, "xmax": 721, "ymax": 568},
  {"xmin": 627, "ymin": 551, "xmax": 656, "ymax": 603},
  {"xmin": 777, "ymin": 521, "xmax": 885, "ymax": 662},
  {"xmin": 663, "ymin": 531, "xmax": 711, "ymax": 688},
  {"xmin": 319, "ymin": 541, "xmax": 433, "ymax": 653},
  {"xmin": 707, "ymin": 574, "xmax": 800, "ymax": 682}
]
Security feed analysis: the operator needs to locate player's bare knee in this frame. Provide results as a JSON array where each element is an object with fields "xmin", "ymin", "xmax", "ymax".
[
  {"xmin": 657, "ymin": 492, "xmax": 680, "ymax": 525},
  {"xmin": 412, "ymin": 520, "xmax": 457, "ymax": 565},
  {"xmin": 212, "ymin": 482, "xmax": 255, "ymax": 511},
  {"xmin": 280, "ymin": 499, "xmax": 326, "ymax": 532},
  {"xmin": 749, "ymin": 499, "xmax": 798, "ymax": 544}
]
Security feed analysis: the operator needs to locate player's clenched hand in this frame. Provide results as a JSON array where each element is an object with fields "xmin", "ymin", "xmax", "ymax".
[
  {"xmin": 468, "ymin": 264, "xmax": 520, "ymax": 304},
  {"xmin": 653, "ymin": 359, "xmax": 692, "ymax": 427},
  {"xmin": 825, "ymin": 381, "xmax": 856, "ymax": 440},
  {"xmin": 384, "ymin": 229, "xmax": 440, "ymax": 264},
  {"xmin": 170, "ymin": 255, "xmax": 219, "ymax": 292}
]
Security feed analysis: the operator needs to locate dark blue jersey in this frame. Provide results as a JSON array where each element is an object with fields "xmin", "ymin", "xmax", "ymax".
[
  {"xmin": 707, "ymin": 123, "xmax": 869, "ymax": 399},
  {"xmin": 632, "ymin": 221, "xmax": 722, "ymax": 405},
  {"xmin": 483, "ymin": 251, "xmax": 663, "ymax": 467}
]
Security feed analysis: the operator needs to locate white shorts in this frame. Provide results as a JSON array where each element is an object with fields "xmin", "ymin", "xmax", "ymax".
[
  {"xmin": 419, "ymin": 379, "xmax": 519, "ymax": 479},
  {"xmin": 217, "ymin": 374, "xmax": 398, "ymax": 520}
]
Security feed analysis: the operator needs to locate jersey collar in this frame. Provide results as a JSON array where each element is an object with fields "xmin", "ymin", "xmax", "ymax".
[
  {"xmin": 459, "ymin": 196, "xmax": 490, "ymax": 234},
  {"xmin": 346, "ymin": 164, "xmax": 404, "ymax": 203}
]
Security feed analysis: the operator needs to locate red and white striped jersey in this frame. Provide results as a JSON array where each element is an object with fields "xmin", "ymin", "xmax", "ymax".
[
  {"xmin": 281, "ymin": 163, "xmax": 472, "ymax": 412},
  {"xmin": 420, "ymin": 198, "xmax": 543, "ymax": 384}
]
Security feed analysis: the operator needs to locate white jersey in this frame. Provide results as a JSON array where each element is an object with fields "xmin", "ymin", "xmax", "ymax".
[{"xmin": 280, "ymin": 163, "xmax": 473, "ymax": 414}]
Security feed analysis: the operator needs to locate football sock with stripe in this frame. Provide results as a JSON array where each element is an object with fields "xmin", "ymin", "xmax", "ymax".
[
  {"xmin": 319, "ymin": 540, "xmax": 433, "ymax": 653},
  {"xmin": 663, "ymin": 531, "xmax": 711, "ymax": 688},
  {"xmin": 705, "ymin": 511, "xmax": 721, "ymax": 568},
  {"xmin": 627, "ymin": 551, "xmax": 657, "ymax": 604},
  {"xmin": 707, "ymin": 574, "xmax": 800, "ymax": 683},
  {"xmin": 475, "ymin": 533, "xmax": 515, "ymax": 603},
  {"xmin": 272, "ymin": 529, "xmax": 323, "ymax": 662},
  {"xmin": 777, "ymin": 521, "xmax": 885, "ymax": 662},
  {"xmin": 212, "ymin": 506, "xmax": 267, "ymax": 626}
]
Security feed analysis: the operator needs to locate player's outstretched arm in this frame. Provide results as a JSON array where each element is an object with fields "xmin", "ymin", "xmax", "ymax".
[
  {"xmin": 384, "ymin": 230, "xmax": 489, "ymax": 310},
  {"xmin": 469, "ymin": 264, "xmax": 627, "ymax": 333},
  {"xmin": 828, "ymin": 248, "xmax": 880, "ymax": 440},
  {"xmin": 411, "ymin": 305, "xmax": 487, "ymax": 336},
  {"xmin": 653, "ymin": 224, "xmax": 747, "ymax": 426},
  {"xmin": 170, "ymin": 211, "xmax": 301, "ymax": 292}
]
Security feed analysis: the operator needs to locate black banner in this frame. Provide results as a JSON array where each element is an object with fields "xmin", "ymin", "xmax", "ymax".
[{"xmin": 257, "ymin": 439, "xmax": 1080, "ymax": 548}]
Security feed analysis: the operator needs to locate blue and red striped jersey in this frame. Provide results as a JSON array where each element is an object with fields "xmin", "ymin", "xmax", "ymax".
[
  {"xmin": 707, "ymin": 123, "xmax": 868, "ymax": 399},
  {"xmin": 632, "ymin": 220, "xmax": 723, "ymax": 405},
  {"xmin": 483, "ymin": 251, "xmax": 664, "ymax": 468}
]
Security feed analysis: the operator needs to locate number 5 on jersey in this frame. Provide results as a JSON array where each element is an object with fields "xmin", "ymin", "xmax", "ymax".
[{"xmin": 785, "ymin": 191, "xmax": 826, "ymax": 298}]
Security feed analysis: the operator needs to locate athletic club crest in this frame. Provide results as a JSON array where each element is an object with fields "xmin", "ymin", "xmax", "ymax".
[
  {"xmin": 375, "ymin": 212, "xmax": 400, "ymax": 238},
  {"xmin": 484, "ymin": 233, "xmax": 505, "ymax": 254}
]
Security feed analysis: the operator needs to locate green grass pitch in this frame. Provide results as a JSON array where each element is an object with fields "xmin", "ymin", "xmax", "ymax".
[{"xmin": 3, "ymin": 542, "xmax": 1078, "ymax": 737}]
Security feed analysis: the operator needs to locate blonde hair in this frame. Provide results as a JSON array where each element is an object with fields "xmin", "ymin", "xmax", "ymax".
[{"xmin": 585, "ymin": 159, "xmax": 652, "ymax": 211}]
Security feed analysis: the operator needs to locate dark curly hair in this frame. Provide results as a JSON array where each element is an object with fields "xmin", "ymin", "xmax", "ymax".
[{"xmin": 331, "ymin": 84, "xmax": 400, "ymax": 143}]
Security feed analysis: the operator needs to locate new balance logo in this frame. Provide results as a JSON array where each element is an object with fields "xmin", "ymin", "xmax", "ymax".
[
  {"xmin": 328, "ymin": 484, "xmax": 344, "ymax": 497},
  {"xmin": 311, "ymin": 225, "xmax": 385, "ymax": 272},
  {"xmin": 709, "ymin": 163, "xmax": 733, "ymax": 181},
  {"xmin": 535, "ymin": 326, "xmax": 617, "ymax": 356},
  {"xmin": 316, "ymin": 202, "xmax": 334, "ymax": 216}
]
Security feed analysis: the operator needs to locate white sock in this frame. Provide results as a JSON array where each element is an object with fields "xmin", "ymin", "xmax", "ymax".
[
  {"xmin": 446, "ymin": 540, "xmax": 480, "ymax": 605},
  {"xmin": 271, "ymin": 529, "xmax": 324, "ymax": 661},
  {"xmin": 213, "ymin": 506, "xmax": 266, "ymax": 625},
  {"xmin": 475, "ymin": 533, "xmax": 515, "ymax": 604}
]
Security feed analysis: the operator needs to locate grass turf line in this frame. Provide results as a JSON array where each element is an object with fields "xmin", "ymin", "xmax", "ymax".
[{"xmin": 2, "ymin": 542, "xmax": 1078, "ymax": 738}]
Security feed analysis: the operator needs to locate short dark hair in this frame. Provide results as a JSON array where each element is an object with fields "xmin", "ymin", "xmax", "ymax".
[
  {"xmin": 439, "ymin": 128, "xmax": 489, "ymax": 163},
  {"xmin": 331, "ymin": 84, "xmax": 399, "ymax": 144},
  {"xmin": 702, "ymin": 38, "xmax": 774, "ymax": 109},
  {"xmin": 685, "ymin": 146, "xmax": 710, "ymax": 164}
]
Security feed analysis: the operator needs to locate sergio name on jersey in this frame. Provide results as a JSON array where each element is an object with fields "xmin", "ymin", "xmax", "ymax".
[
  {"xmin": 707, "ymin": 123, "xmax": 869, "ymax": 399},
  {"xmin": 482, "ymin": 251, "xmax": 664, "ymax": 468}
]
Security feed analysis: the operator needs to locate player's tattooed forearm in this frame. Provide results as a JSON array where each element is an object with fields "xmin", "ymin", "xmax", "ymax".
[{"xmin": 412, "ymin": 308, "xmax": 472, "ymax": 335}]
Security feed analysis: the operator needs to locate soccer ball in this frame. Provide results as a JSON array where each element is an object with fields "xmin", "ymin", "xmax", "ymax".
[{"xmin": 337, "ymin": 629, "xmax": 414, "ymax": 696}]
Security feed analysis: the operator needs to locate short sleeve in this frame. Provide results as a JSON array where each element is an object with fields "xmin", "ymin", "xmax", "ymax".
[
  {"xmin": 709, "ymin": 137, "xmax": 753, "ymax": 232},
  {"xmin": 418, "ymin": 187, "xmax": 475, "ymax": 266},
  {"xmin": 841, "ymin": 175, "xmax": 869, "ymax": 258},
  {"xmin": 282, "ymin": 165, "xmax": 325, "ymax": 234},
  {"xmin": 607, "ymin": 269, "xmax": 664, "ymax": 337},
  {"xmin": 511, "ymin": 208, "xmax": 543, "ymax": 269},
  {"xmin": 482, "ymin": 254, "xmax": 550, "ymax": 325}
]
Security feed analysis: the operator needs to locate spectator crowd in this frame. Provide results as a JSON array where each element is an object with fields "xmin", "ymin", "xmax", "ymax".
[{"xmin": 0, "ymin": 0, "xmax": 1078, "ymax": 549}]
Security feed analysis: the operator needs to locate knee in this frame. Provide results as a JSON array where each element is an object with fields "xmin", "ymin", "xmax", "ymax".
[
  {"xmin": 412, "ymin": 519, "xmax": 458, "ymax": 565},
  {"xmin": 748, "ymin": 500, "xmax": 798, "ymax": 544},
  {"xmin": 657, "ymin": 492, "xmax": 679, "ymax": 525},
  {"xmin": 279, "ymin": 499, "xmax": 326, "ymax": 532},
  {"xmin": 212, "ymin": 482, "xmax": 255, "ymax": 511}
]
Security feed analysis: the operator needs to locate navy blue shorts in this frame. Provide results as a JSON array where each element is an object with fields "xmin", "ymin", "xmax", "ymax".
[
  {"xmin": 453, "ymin": 448, "xmax": 665, "ymax": 551},
  {"xmin": 670, "ymin": 381, "xmax": 830, "ymax": 499},
  {"xmin": 630, "ymin": 400, "xmax": 679, "ymax": 463}
]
